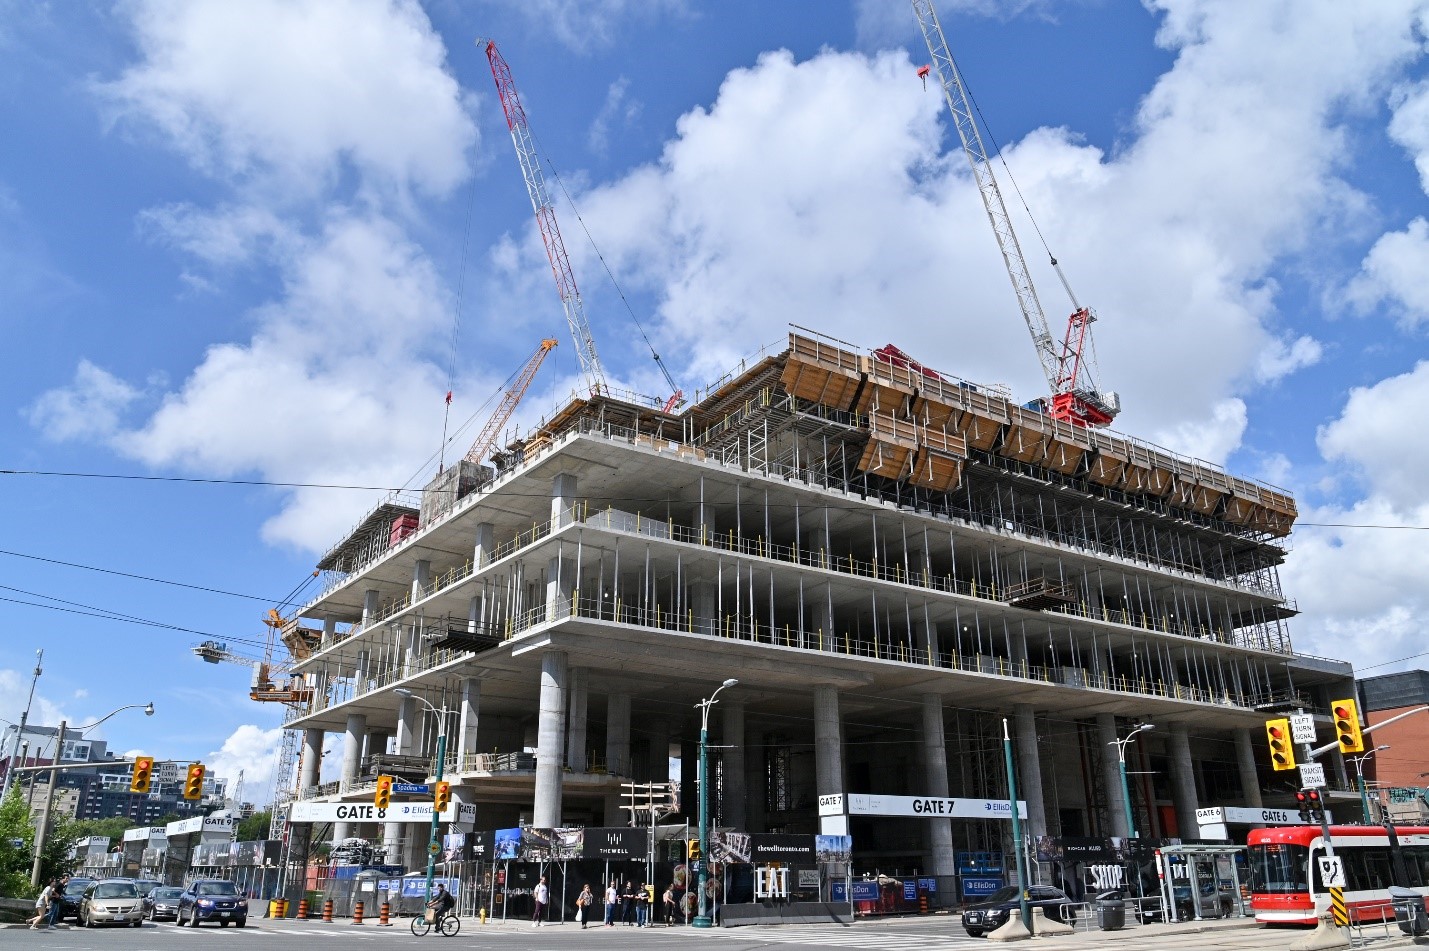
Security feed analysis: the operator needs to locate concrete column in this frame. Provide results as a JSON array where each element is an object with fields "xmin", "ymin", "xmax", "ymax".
[
  {"xmin": 1015, "ymin": 705, "xmax": 1049, "ymax": 845},
  {"xmin": 1097, "ymin": 714, "xmax": 1130, "ymax": 838},
  {"xmin": 647, "ymin": 718, "xmax": 670, "ymax": 784},
  {"xmin": 566, "ymin": 668, "xmax": 588, "ymax": 773},
  {"xmin": 721, "ymin": 701, "xmax": 747, "ymax": 831},
  {"xmin": 321, "ymin": 616, "xmax": 338, "ymax": 649},
  {"xmin": 413, "ymin": 559, "xmax": 432, "ymax": 602},
  {"xmin": 457, "ymin": 677, "xmax": 481, "ymax": 766},
  {"xmin": 1010, "ymin": 630, "xmax": 1030, "ymax": 678},
  {"xmin": 746, "ymin": 722, "xmax": 766, "ymax": 834},
  {"xmin": 921, "ymin": 695, "xmax": 955, "ymax": 876},
  {"xmin": 813, "ymin": 686, "xmax": 843, "ymax": 797},
  {"xmin": 335, "ymin": 712, "xmax": 367, "ymax": 841},
  {"xmin": 467, "ymin": 594, "xmax": 484, "ymax": 634},
  {"xmin": 552, "ymin": 472, "xmax": 578, "ymax": 525},
  {"xmin": 816, "ymin": 583, "xmax": 836, "ymax": 652},
  {"xmin": 697, "ymin": 484, "xmax": 716, "ymax": 545},
  {"xmin": 547, "ymin": 554, "xmax": 574, "ymax": 620},
  {"xmin": 533, "ymin": 651, "xmax": 568, "ymax": 829},
  {"xmin": 606, "ymin": 692, "xmax": 631, "ymax": 776},
  {"xmin": 366, "ymin": 731, "xmax": 389, "ymax": 762},
  {"xmin": 473, "ymin": 522, "xmax": 495, "ymax": 565},
  {"xmin": 299, "ymin": 729, "xmax": 323, "ymax": 793},
  {"xmin": 395, "ymin": 696, "xmax": 418, "ymax": 756},
  {"xmin": 1234, "ymin": 728, "xmax": 1263, "ymax": 808},
  {"xmin": 691, "ymin": 581, "xmax": 716, "ymax": 635},
  {"xmin": 361, "ymin": 589, "xmax": 380, "ymax": 629},
  {"xmin": 1168, "ymin": 722, "xmax": 1200, "ymax": 836}
]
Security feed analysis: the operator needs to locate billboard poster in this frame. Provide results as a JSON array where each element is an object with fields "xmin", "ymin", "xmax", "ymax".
[
  {"xmin": 815, "ymin": 835, "xmax": 852, "ymax": 864},
  {"xmin": 494, "ymin": 827, "xmax": 522, "ymax": 860},
  {"xmin": 750, "ymin": 834, "xmax": 813, "ymax": 863},
  {"xmin": 580, "ymin": 827, "xmax": 648, "ymax": 860},
  {"xmin": 519, "ymin": 827, "xmax": 583, "ymax": 860},
  {"xmin": 710, "ymin": 830, "xmax": 750, "ymax": 864}
]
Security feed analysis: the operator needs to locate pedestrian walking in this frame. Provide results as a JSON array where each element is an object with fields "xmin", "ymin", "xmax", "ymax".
[
  {"xmin": 48, "ymin": 876, "xmax": 68, "ymax": 927},
  {"xmin": 28, "ymin": 879, "xmax": 55, "ymax": 929},
  {"xmin": 531, "ymin": 875, "xmax": 549, "ymax": 927},
  {"xmin": 576, "ymin": 884, "xmax": 593, "ymax": 929},
  {"xmin": 604, "ymin": 880, "xmax": 618, "ymax": 926}
]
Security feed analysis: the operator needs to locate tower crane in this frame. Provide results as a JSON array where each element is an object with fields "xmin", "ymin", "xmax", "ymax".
[
  {"xmin": 480, "ymin": 39, "xmax": 607, "ymax": 397},
  {"xmin": 912, "ymin": 0, "xmax": 1121, "ymax": 427},
  {"xmin": 464, "ymin": 338, "xmax": 558, "ymax": 464}
]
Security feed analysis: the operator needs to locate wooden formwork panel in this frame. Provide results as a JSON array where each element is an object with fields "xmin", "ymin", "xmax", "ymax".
[
  {"xmin": 1221, "ymin": 494, "xmax": 1258, "ymax": 525},
  {"xmin": 1172, "ymin": 477, "xmax": 1225, "ymax": 516},
  {"xmin": 856, "ymin": 438, "xmax": 914, "ymax": 480},
  {"xmin": 909, "ymin": 448, "xmax": 964, "ymax": 491},
  {"xmin": 1000, "ymin": 417, "xmax": 1051, "ymax": 464},
  {"xmin": 959, "ymin": 409, "xmax": 1004, "ymax": 451},
  {"xmin": 1043, "ymin": 438, "xmax": 1088, "ymax": 476},
  {"xmin": 921, "ymin": 426, "xmax": 968, "ymax": 459},
  {"xmin": 865, "ymin": 354, "xmax": 922, "ymax": 395},
  {"xmin": 912, "ymin": 395, "xmax": 960, "ymax": 429},
  {"xmin": 868, "ymin": 411, "xmax": 919, "ymax": 447},
  {"xmin": 1086, "ymin": 450, "xmax": 1127, "ymax": 486},
  {"xmin": 1248, "ymin": 507, "xmax": 1295, "ymax": 537},
  {"xmin": 1123, "ymin": 462, "xmax": 1174, "ymax": 496},
  {"xmin": 780, "ymin": 354, "xmax": 862, "ymax": 411},
  {"xmin": 855, "ymin": 379, "xmax": 915, "ymax": 417}
]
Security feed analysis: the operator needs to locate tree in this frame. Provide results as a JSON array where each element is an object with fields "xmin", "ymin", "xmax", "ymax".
[
  {"xmin": 70, "ymin": 816, "xmax": 133, "ymax": 843},
  {"xmin": 236, "ymin": 811, "xmax": 272, "ymax": 843},
  {"xmin": 0, "ymin": 786, "xmax": 36, "ymax": 898}
]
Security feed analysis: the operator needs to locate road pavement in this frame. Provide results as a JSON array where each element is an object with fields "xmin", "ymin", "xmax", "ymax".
[{"xmin": 1, "ymin": 913, "xmax": 1421, "ymax": 950}]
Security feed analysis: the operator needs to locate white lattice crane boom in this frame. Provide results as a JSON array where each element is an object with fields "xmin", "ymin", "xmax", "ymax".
[
  {"xmin": 481, "ymin": 39, "xmax": 607, "ymax": 396},
  {"xmin": 912, "ymin": 0, "xmax": 1120, "ymax": 427}
]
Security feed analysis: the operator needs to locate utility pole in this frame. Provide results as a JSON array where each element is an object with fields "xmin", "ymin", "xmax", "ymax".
[
  {"xmin": 30, "ymin": 719, "xmax": 65, "ymax": 887},
  {"xmin": 1, "ymin": 649, "xmax": 42, "ymax": 803}
]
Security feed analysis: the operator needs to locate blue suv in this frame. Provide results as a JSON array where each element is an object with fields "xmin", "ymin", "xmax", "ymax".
[{"xmin": 175, "ymin": 879, "xmax": 248, "ymax": 927}]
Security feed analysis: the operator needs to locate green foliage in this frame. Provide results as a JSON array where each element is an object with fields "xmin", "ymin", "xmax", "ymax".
[
  {"xmin": 70, "ymin": 816, "xmax": 133, "ymax": 843},
  {"xmin": 236, "ymin": 810, "xmax": 272, "ymax": 844},
  {"xmin": 0, "ymin": 786, "xmax": 36, "ymax": 898}
]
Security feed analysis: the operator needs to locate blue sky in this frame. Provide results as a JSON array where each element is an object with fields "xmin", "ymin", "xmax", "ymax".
[{"xmin": 4, "ymin": 0, "xmax": 1429, "ymax": 803}]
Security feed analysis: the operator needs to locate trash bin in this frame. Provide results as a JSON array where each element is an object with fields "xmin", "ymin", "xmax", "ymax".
[
  {"xmin": 1390, "ymin": 886, "xmax": 1428, "ymax": 936},
  {"xmin": 1095, "ymin": 898, "xmax": 1126, "ymax": 931}
]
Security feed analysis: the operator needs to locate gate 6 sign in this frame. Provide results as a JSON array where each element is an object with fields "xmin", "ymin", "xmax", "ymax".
[{"xmin": 1318, "ymin": 856, "xmax": 1346, "ymax": 888}]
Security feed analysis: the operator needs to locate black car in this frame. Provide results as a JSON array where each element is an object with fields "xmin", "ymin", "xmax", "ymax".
[
  {"xmin": 961, "ymin": 885, "xmax": 1074, "ymax": 937},
  {"xmin": 145, "ymin": 886, "xmax": 185, "ymax": 921},
  {"xmin": 56, "ymin": 877, "xmax": 95, "ymax": 922},
  {"xmin": 175, "ymin": 879, "xmax": 248, "ymax": 927}
]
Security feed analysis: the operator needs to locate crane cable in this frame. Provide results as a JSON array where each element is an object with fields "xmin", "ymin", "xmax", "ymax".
[
  {"xmin": 438, "ymin": 173, "xmax": 482, "ymax": 472},
  {"xmin": 527, "ymin": 125, "xmax": 682, "ymax": 397}
]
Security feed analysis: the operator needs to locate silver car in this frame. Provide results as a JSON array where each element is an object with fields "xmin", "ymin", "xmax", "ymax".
[{"xmin": 79, "ymin": 879, "xmax": 145, "ymax": 927}]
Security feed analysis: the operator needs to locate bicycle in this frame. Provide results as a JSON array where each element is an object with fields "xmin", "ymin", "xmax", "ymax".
[{"xmin": 410, "ymin": 911, "xmax": 460, "ymax": 937}]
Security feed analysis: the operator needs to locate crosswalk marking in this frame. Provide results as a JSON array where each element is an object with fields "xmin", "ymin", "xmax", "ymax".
[{"xmin": 691, "ymin": 923, "xmax": 984, "ymax": 949}]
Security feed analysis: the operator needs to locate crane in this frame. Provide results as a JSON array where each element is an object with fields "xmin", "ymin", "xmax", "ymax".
[
  {"xmin": 911, "ymin": 0, "xmax": 1120, "ymax": 428},
  {"xmin": 481, "ymin": 39, "xmax": 607, "ymax": 397},
  {"xmin": 464, "ymin": 338, "xmax": 558, "ymax": 464}
]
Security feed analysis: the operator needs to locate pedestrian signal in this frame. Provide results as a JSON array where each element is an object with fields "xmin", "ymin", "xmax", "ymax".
[
  {"xmin": 374, "ymin": 774, "xmax": 393, "ymax": 810},
  {"xmin": 1265, "ymin": 718, "xmax": 1296, "ymax": 771},
  {"xmin": 1332, "ymin": 699, "xmax": 1365, "ymax": 754},
  {"xmin": 433, "ymin": 781, "xmax": 451, "ymax": 813},
  {"xmin": 129, "ymin": 756, "xmax": 154, "ymax": 794},
  {"xmin": 687, "ymin": 839, "xmax": 702, "ymax": 861},
  {"xmin": 183, "ymin": 763, "xmax": 206, "ymax": 800}
]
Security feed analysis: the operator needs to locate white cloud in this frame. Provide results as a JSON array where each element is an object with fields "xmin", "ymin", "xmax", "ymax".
[
  {"xmin": 488, "ymin": 0, "xmax": 690, "ymax": 53},
  {"xmin": 1149, "ymin": 397, "xmax": 1247, "ymax": 466},
  {"xmin": 1317, "ymin": 361, "xmax": 1429, "ymax": 511},
  {"xmin": 97, "ymin": 0, "xmax": 476, "ymax": 201},
  {"xmin": 588, "ymin": 78, "xmax": 639, "ymax": 156},
  {"xmin": 205, "ymin": 723, "xmax": 285, "ymax": 806},
  {"xmin": 1339, "ymin": 218, "xmax": 1429, "ymax": 327},
  {"xmin": 1388, "ymin": 77, "xmax": 1429, "ymax": 192},
  {"xmin": 26, "ymin": 359, "xmax": 139, "ymax": 442},
  {"xmin": 1255, "ymin": 334, "xmax": 1324, "ymax": 383}
]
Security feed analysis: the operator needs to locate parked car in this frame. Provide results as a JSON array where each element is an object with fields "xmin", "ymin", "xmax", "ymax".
[
  {"xmin": 56, "ymin": 877, "xmax": 95, "ymax": 921},
  {"xmin": 145, "ymin": 886, "xmax": 185, "ymax": 921},
  {"xmin": 961, "ymin": 885, "xmax": 1074, "ymax": 938},
  {"xmin": 78, "ymin": 879, "xmax": 145, "ymax": 927},
  {"xmin": 176, "ymin": 879, "xmax": 248, "ymax": 927},
  {"xmin": 133, "ymin": 878, "xmax": 163, "ymax": 896}
]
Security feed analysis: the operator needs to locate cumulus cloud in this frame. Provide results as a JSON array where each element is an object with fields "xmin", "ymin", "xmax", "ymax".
[
  {"xmin": 97, "ymin": 0, "xmax": 476, "ymax": 200},
  {"xmin": 1388, "ymin": 77, "xmax": 1429, "ymax": 192},
  {"xmin": 1339, "ymin": 218, "xmax": 1429, "ymax": 327},
  {"xmin": 1317, "ymin": 362, "xmax": 1429, "ymax": 511},
  {"xmin": 26, "ymin": 360, "xmax": 140, "ymax": 442},
  {"xmin": 205, "ymin": 723, "xmax": 285, "ymax": 805}
]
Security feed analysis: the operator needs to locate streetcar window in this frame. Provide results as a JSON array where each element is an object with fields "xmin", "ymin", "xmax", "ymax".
[{"xmin": 1249, "ymin": 843, "xmax": 1308, "ymax": 894}]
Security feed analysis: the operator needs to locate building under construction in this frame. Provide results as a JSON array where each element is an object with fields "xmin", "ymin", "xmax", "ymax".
[{"xmin": 279, "ymin": 326, "xmax": 1352, "ymax": 902}]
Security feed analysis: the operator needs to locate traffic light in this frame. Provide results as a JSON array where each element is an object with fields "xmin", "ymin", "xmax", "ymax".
[
  {"xmin": 433, "ymin": 781, "xmax": 451, "ymax": 814},
  {"xmin": 1266, "ymin": 718, "xmax": 1296, "ymax": 771},
  {"xmin": 1296, "ymin": 790, "xmax": 1312, "ymax": 822},
  {"xmin": 687, "ymin": 839, "xmax": 702, "ymax": 862},
  {"xmin": 183, "ymin": 763, "xmax": 206, "ymax": 800},
  {"xmin": 374, "ymin": 774, "xmax": 393, "ymax": 810},
  {"xmin": 1296, "ymin": 788, "xmax": 1325, "ymax": 823},
  {"xmin": 129, "ymin": 756, "xmax": 154, "ymax": 794},
  {"xmin": 1332, "ymin": 698, "xmax": 1365, "ymax": 754}
]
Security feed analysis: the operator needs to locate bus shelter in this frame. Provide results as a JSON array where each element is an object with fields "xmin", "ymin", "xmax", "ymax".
[{"xmin": 1155, "ymin": 844, "xmax": 1247, "ymax": 922}]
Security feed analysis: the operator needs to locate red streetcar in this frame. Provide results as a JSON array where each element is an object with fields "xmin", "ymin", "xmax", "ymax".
[{"xmin": 1248, "ymin": 825, "xmax": 1429, "ymax": 924}]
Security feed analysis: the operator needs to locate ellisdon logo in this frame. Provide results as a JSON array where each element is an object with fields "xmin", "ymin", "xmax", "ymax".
[{"xmin": 983, "ymin": 801, "xmax": 1012, "ymax": 813}]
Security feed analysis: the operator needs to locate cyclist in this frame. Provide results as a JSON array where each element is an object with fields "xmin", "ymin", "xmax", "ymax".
[{"xmin": 427, "ymin": 883, "xmax": 455, "ymax": 930}]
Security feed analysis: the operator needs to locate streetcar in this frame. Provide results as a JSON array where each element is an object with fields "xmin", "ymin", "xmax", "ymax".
[{"xmin": 1247, "ymin": 824, "xmax": 1429, "ymax": 925}]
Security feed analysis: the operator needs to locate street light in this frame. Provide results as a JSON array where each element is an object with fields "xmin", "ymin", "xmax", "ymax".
[
  {"xmin": 691, "ymin": 678, "xmax": 737, "ymax": 929},
  {"xmin": 31, "ymin": 701, "xmax": 154, "ymax": 886},
  {"xmin": 1350, "ymin": 745, "xmax": 1390, "ymax": 824},
  {"xmin": 1108, "ymin": 722, "xmax": 1155, "ymax": 839},
  {"xmin": 393, "ymin": 688, "xmax": 448, "ymax": 905}
]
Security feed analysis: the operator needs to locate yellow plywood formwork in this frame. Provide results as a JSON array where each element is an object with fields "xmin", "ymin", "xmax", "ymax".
[
  {"xmin": 781, "ymin": 333, "xmax": 864, "ymax": 411},
  {"xmin": 1042, "ymin": 417, "xmax": 1095, "ymax": 476},
  {"xmin": 857, "ymin": 411, "xmax": 919, "ymax": 480},
  {"xmin": 909, "ymin": 427, "xmax": 968, "ymax": 492},
  {"xmin": 999, "ymin": 404, "xmax": 1051, "ymax": 465},
  {"xmin": 1087, "ymin": 432, "xmax": 1130, "ymax": 486},
  {"xmin": 1125, "ymin": 445, "xmax": 1175, "ymax": 497},
  {"xmin": 1221, "ymin": 477, "xmax": 1262, "ymax": 526},
  {"xmin": 859, "ymin": 353, "xmax": 919, "ymax": 417},
  {"xmin": 1253, "ymin": 487, "xmax": 1297, "ymax": 537}
]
